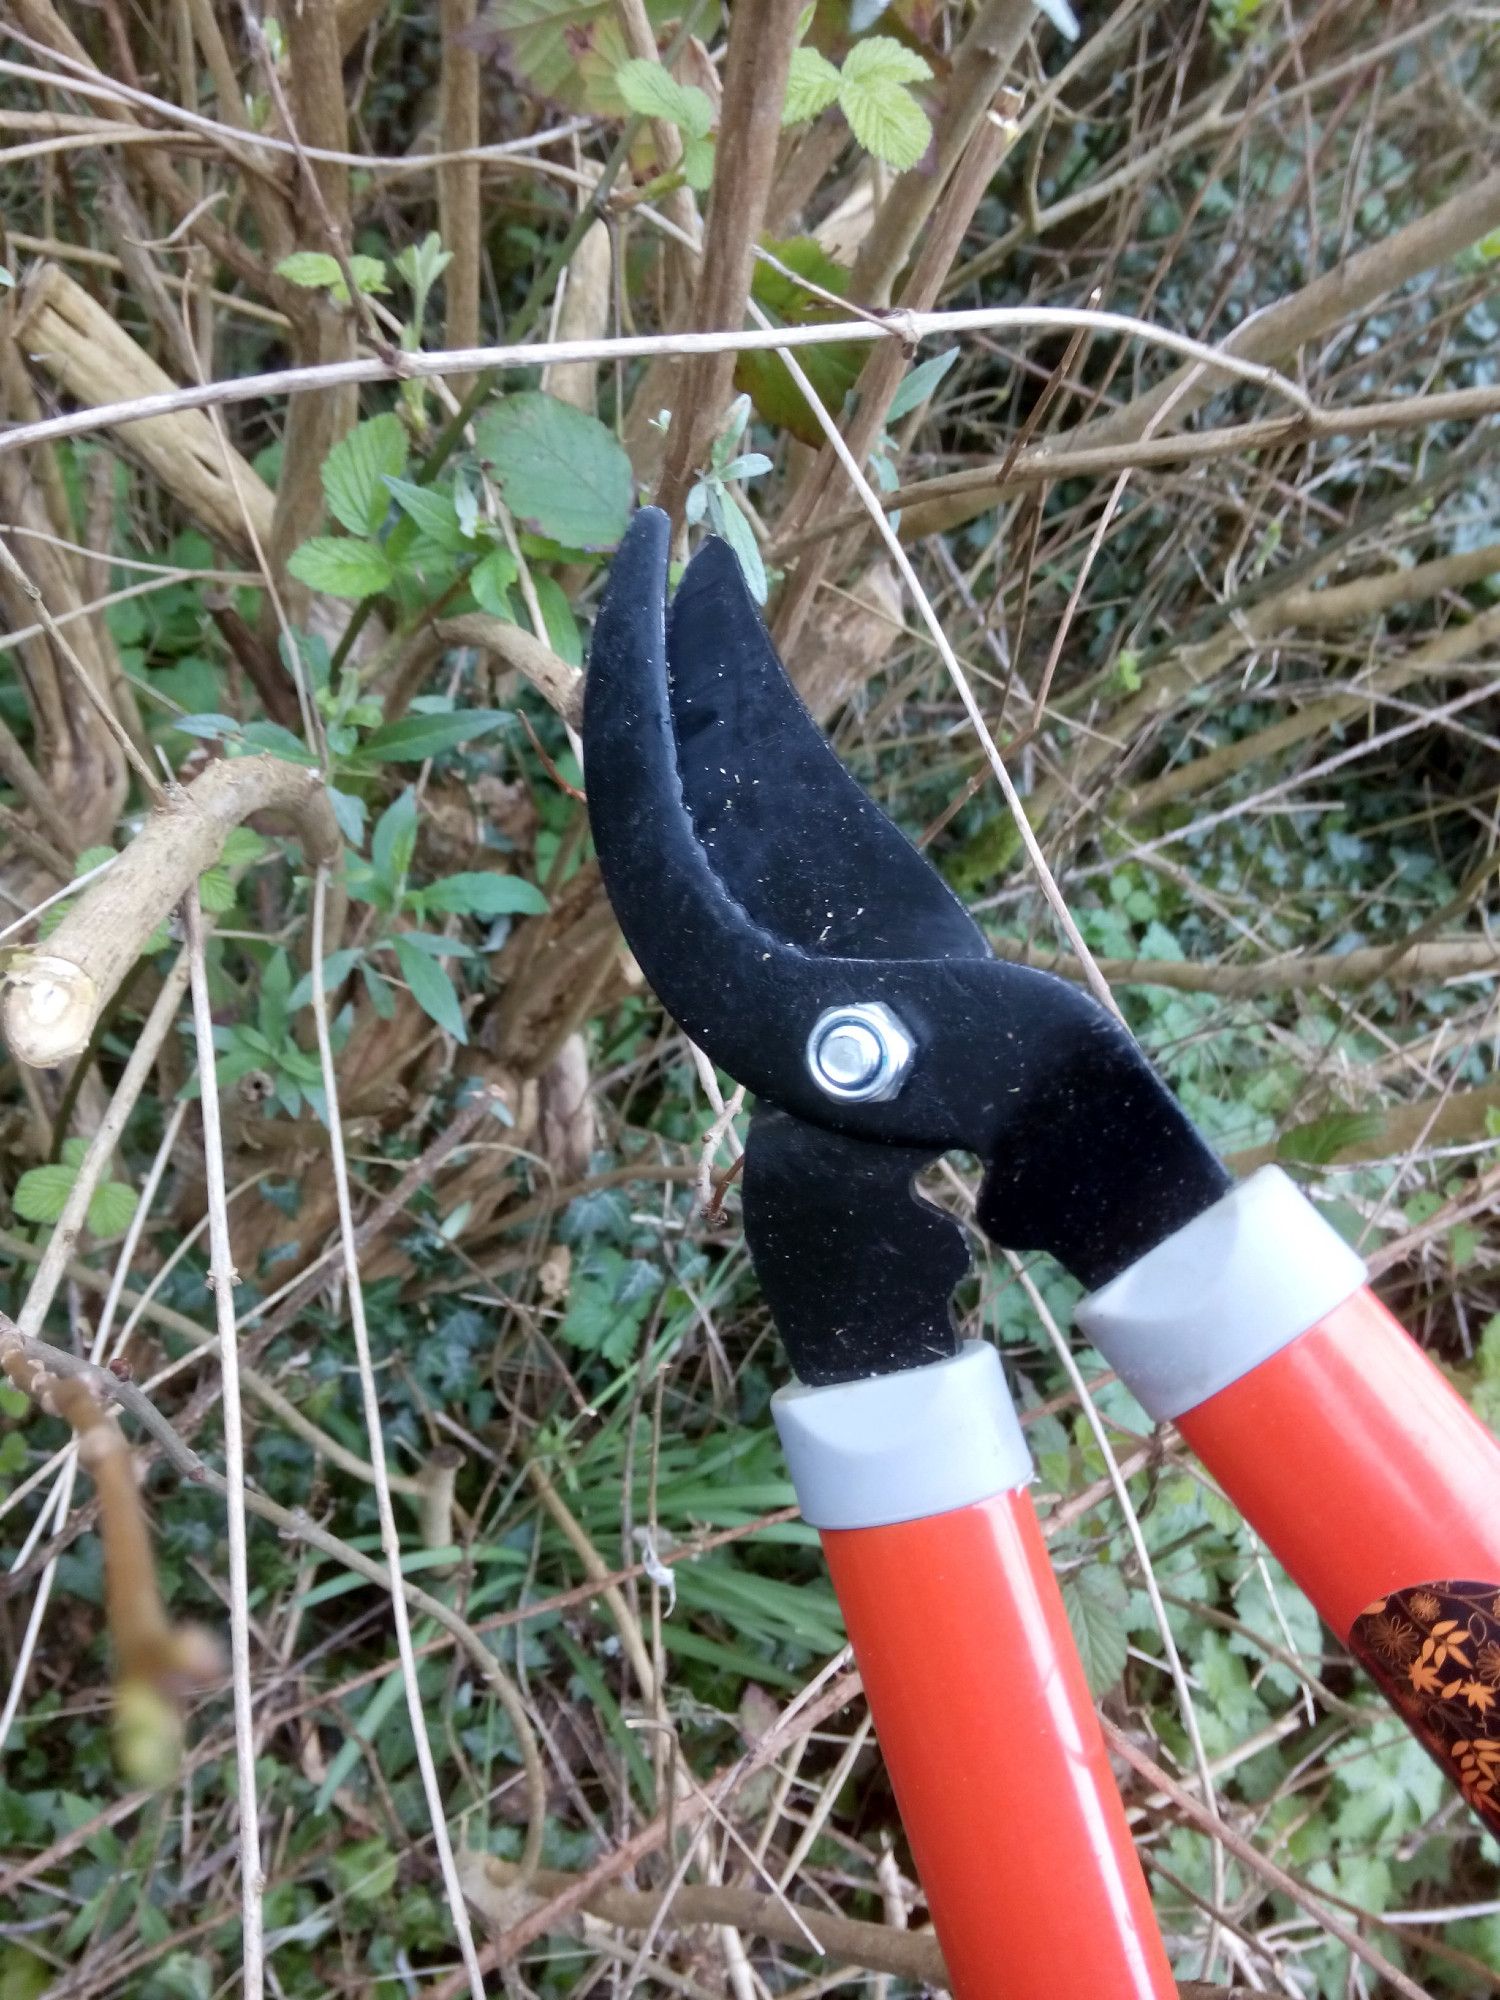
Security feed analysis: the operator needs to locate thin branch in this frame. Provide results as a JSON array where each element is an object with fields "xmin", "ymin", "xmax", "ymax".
[
  {"xmin": 0, "ymin": 305, "xmax": 1316, "ymax": 460},
  {"xmin": 183, "ymin": 890, "xmax": 264, "ymax": 2000}
]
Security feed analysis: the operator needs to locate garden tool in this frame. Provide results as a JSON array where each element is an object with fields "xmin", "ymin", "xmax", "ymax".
[{"xmin": 582, "ymin": 507, "xmax": 1500, "ymax": 2000}]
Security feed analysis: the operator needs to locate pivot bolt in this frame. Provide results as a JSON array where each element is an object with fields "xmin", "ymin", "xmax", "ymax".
[{"xmin": 806, "ymin": 1002, "xmax": 914, "ymax": 1104}]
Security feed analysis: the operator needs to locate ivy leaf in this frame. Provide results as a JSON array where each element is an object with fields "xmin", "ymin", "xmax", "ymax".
[
  {"xmin": 393, "ymin": 934, "xmax": 467, "ymax": 1042},
  {"xmin": 382, "ymin": 476, "xmax": 467, "ymax": 551},
  {"xmin": 421, "ymin": 872, "xmax": 549, "ymax": 917},
  {"xmin": 782, "ymin": 46, "xmax": 842, "ymax": 125},
  {"xmin": 322, "ymin": 415, "xmax": 408, "ymax": 536},
  {"xmin": 475, "ymin": 394, "xmax": 634, "ymax": 551},
  {"xmin": 359, "ymin": 707, "xmax": 510, "ymax": 764},
  {"xmin": 615, "ymin": 58, "xmax": 714, "ymax": 138},
  {"xmin": 838, "ymin": 37, "xmax": 932, "ymax": 171},
  {"xmin": 13, "ymin": 1163, "xmax": 76, "ymax": 1226},
  {"xmin": 1060, "ymin": 1564, "xmax": 1130, "ymax": 1696},
  {"xmin": 287, "ymin": 536, "xmax": 395, "ymax": 601},
  {"xmin": 87, "ymin": 1181, "xmax": 139, "ymax": 1239}
]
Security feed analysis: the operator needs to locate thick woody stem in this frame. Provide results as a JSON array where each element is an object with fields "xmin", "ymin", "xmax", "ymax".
[
  {"xmin": 2, "ymin": 754, "xmax": 341, "ymax": 1068},
  {"xmin": 652, "ymin": 0, "xmax": 803, "ymax": 527}
]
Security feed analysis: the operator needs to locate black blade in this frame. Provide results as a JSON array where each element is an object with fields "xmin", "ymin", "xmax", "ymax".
[{"xmin": 665, "ymin": 533, "xmax": 987, "ymax": 963}]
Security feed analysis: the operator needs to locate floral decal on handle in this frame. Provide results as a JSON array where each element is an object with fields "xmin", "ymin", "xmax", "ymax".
[{"xmin": 1349, "ymin": 1579, "xmax": 1500, "ymax": 1838}]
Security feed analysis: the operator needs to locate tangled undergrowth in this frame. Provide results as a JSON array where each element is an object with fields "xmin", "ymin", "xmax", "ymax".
[{"xmin": 1, "ymin": 1, "xmax": 1499, "ymax": 1995}]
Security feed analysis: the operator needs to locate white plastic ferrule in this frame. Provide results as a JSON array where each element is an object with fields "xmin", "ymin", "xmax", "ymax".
[
  {"xmin": 771, "ymin": 1339, "xmax": 1032, "ymax": 1531},
  {"xmin": 1075, "ymin": 1165, "xmax": 1366, "ymax": 1421}
]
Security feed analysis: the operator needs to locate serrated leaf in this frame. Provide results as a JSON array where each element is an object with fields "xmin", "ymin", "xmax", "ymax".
[
  {"xmin": 13, "ymin": 1163, "xmax": 76, "ymax": 1226},
  {"xmin": 393, "ymin": 934, "xmax": 467, "ymax": 1042},
  {"xmin": 197, "ymin": 867, "xmax": 235, "ymax": 915},
  {"xmin": 1060, "ymin": 1564, "xmax": 1130, "ymax": 1696},
  {"xmin": 421, "ymin": 871, "xmax": 549, "ymax": 917},
  {"xmin": 220, "ymin": 828, "xmax": 269, "ymax": 868},
  {"xmin": 87, "ymin": 1181, "xmax": 139, "ymax": 1238},
  {"xmin": 382, "ymin": 476, "xmax": 467, "ymax": 550},
  {"xmin": 839, "ymin": 70, "xmax": 931, "ymax": 170},
  {"xmin": 360, "ymin": 707, "xmax": 510, "ymax": 764},
  {"xmin": 287, "ymin": 536, "xmax": 395, "ymax": 600},
  {"xmin": 782, "ymin": 45, "xmax": 842, "ymax": 124},
  {"xmin": 680, "ymin": 135, "xmax": 715, "ymax": 191},
  {"xmin": 322, "ymin": 415, "xmax": 408, "ymax": 536},
  {"xmin": 275, "ymin": 250, "xmax": 387, "ymax": 303},
  {"xmin": 840, "ymin": 35, "xmax": 932, "ymax": 88},
  {"xmin": 615, "ymin": 58, "xmax": 713, "ymax": 138},
  {"xmin": 475, "ymin": 394, "xmax": 634, "ymax": 551},
  {"xmin": 470, "ymin": 547, "xmax": 518, "ymax": 619}
]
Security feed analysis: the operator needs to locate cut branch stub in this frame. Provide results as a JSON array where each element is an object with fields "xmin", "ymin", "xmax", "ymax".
[{"xmin": 2, "ymin": 754, "xmax": 340, "ymax": 1068}]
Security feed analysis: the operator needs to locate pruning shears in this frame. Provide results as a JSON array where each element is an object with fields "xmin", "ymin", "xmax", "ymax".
[{"xmin": 583, "ymin": 509, "xmax": 1500, "ymax": 2000}]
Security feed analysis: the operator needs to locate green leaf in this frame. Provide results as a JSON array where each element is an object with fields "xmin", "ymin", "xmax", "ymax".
[
  {"xmin": 393, "ymin": 934, "xmax": 467, "ymax": 1042},
  {"xmin": 86, "ymin": 1181, "xmax": 139, "ymax": 1238},
  {"xmin": 737, "ymin": 237, "xmax": 860, "ymax": 446},
  {"xmin": 220, "ymin": 828, "xmax": 269, "ymax": 868},
  {"xmin": 886, "ymin": 346, "xmax": 959, "ymax": 422},
  {"xmin": 259, "ymin": 947, "xmax": 294, "ymax": 1046},
  {"xmin": 372, "ymin": 787, "xmax": 419, "ymax": 891},
  {"xmin": 1060, "ymin": 1564, "xmax": 1130, "ymax": 1696},
  {"xmin": 331, "ymin": 1837, "xmax": 398, "ymax": 1904},
  {"xmin": 382, "ymin": 476, "xmax": 467, "ymax": 550},
  {"xmin": 533, "ymin": 575, "xmax": 582, "ymax": 665},
  {"xmin": 475, "ymin": 394, "xmax": 634, "ymax": 551},
  {"xmin": 421, "ymin": 871, "xmax": 549, "ymax": 917},
  {"xmin": 470, "ymin": 547, "xmax": 518, "ymax": 619},
  {"xmin": 13, "ymin": 1163, "xmax": 76, "ymax": 1226},
  {"xmin": 838, "ymin": 39, "xmax": 932, "ymax": 171},
  {"xmin": 74, "ymin": 845, "xmax": 117, "ymax": 875},
  {"xmin": 242, "ymin": 720, "xmax": 317, "ymax": 766},
  {"xmin": 840, "ymin": 34, "xmax": 932, "ymax": 88},
  {"xmin": 276, "ymin": 250, "xmax": 388, "ymax": 303},
  {"xmin": 322, "ymin": 415, "xmax": 408, "ymax": 536},
  {"xmin": 680, "ymin": 134, "xmax": 715, "ymax": 191},
  {"xmin": 359, "ymin": 707, "xmax": 510, "ymax": 764},
  {"xmin": 614, "ymin": 58, "xmax": 713, "ymax": 138},
  {"xmin": 289, "ymin": 947, "xmax": 365, "ymax": 1011},
  {"xmin": 782, "ymin": 46, "xmax": 842, "ymax": 125},
  {"xmin": 287, "ymin": 536, "xmax": 395, "ymax": 601},
  {"xmin": 1277, "ymin": 1109, "xmax": 1385, "ymax": 1166},
  {"xmin": 709, "ymin": 488, "xmax": 767, "ymax": 604},
  {"xmin": 197, "ymin": 867, "xmax": 235, "ymax": 916}
]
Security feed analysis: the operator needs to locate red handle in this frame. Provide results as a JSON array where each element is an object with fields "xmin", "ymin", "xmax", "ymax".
[
  {"xmin": 822, "ymin": 1486, "xmax": 1175, "ymax": 2000},
  {"xmin": 1176, "ymin": 1286, "xmax": 1500, "ymax": 1837}
]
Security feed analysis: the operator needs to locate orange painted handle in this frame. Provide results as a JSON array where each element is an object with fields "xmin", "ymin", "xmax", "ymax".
[
  {"xmin": 1177, "ymin": 1285, "xmax": 1500, "ymax": 1836},
  {"xmin": 822, "ymin": 1487, "xmax": 1175, "ymax": 2000}
]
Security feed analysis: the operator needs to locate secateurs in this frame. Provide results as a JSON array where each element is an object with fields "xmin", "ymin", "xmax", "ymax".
[{"xmin": 583, "ymin": 508, "xmax": 1500, "ymax": 2000}]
